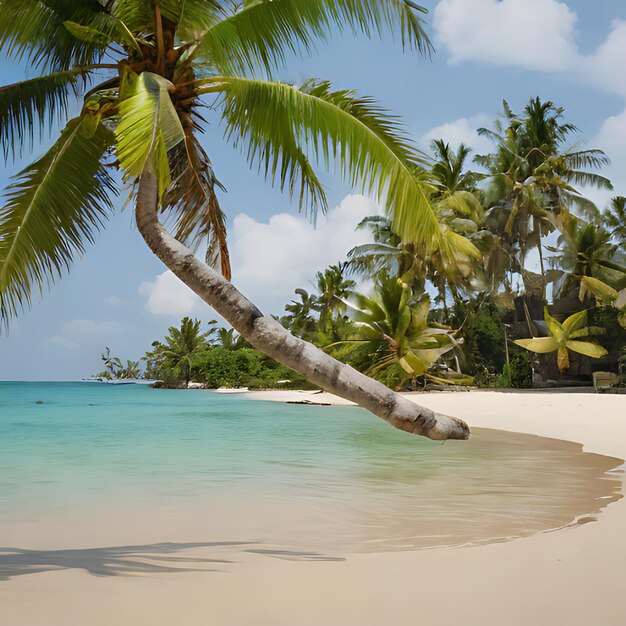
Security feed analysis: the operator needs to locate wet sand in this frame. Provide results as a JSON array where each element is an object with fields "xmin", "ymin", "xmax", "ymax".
[{"xmin": 1, "ymin": 391, "xmax": 625, "ymax": 625}]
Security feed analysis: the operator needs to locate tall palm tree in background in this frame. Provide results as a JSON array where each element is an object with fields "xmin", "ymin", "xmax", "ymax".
[
  {"xmin": 144, "ymin": 316, "xmax": 210, "ymax": 386},
  {"xmin": 283, "ymin": 288, "xmax": 319, "ymax": 339},
  {"xmin": 215, "ymin": 327, "xmax": 247, "ymax": 351},
  {"xmin": 314, "ymin": 263, "xmax": 355, "ymax": 329},
  {"xmin": 603, "ymin": 197, "xmax": 626, "ymax": 247},
  {"xmin": 349, "ymin": 141, "xmax": 483, "ymax": 319},
  {"xmin": 477, "ymin": 98, "xmax": 612, "ymax": 292},
  {"xmin": 547, "ymin": 216, "xmax": 626, "ymax": 301},
  {"xmin": 0, "ymin": 0, "xmax": 468, "ymax": 440}
]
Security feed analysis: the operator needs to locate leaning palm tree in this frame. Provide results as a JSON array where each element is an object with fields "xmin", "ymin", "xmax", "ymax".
[{"xmin": 0, "ymin": 1, "xmax": 468, "ymax": 440}]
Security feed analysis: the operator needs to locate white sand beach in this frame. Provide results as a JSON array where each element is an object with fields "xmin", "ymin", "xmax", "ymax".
[{"xmin": 1, "ymin": 390, "xmax": 625, "ymax": 625}]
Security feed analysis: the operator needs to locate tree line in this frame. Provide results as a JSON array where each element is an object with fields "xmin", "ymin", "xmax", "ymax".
[{"xmin": 98, "ymin": 97, "xmax": 626, "ymax": 390}]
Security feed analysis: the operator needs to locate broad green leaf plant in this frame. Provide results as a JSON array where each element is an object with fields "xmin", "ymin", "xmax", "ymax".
[
  {"xmin": 515, "ymin": 307, "xmax": 607, "ymax": 373},
  {"xmin": 579, "ymin": 276, "xmax": 626, "ymax": 329},
  {"xmin": 335, "ymin": 276, "xmax": 456, "ymax": 387}
]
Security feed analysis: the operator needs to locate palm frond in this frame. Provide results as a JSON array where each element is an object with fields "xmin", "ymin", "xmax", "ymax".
[
  {"xmin": 163, "ymin": 129, "xmax": 232, "ymax": 279},
  {"xmin": 160, "ymin": 0, "xmax": 225, "ymax": 39},
  {"xmin": 0, "ymin": 116, "xmax": 116, "ymax": 327},
  {"xmin": 0, "ymin": 68, "xmax": 100, "ymax": 160},
  {"xmin": 195, "ymin": 0, "xmax": 431, "ymax": 75},
  {"xmin": 565, "ymin": 170, "xmax": 613, "ymax": 190},
  {"xmin": 0, "ymin": 0, "xmax": 110, "ymax": 70},
  {"xmin": 564, "ymin": 149, "xmax": 610, "ymax": 171},
  {"xmin": 206, "ymin": 76, "xmax": 440, "ymax": 246},
  {"xmin": 111, "ymin": 0, "xmax": 155, "ymax": 33},
  {"xmin": 115, "ymin": 71, "xmax": 185, "ymax": 199},
  {"xmin": 217, "ymin": 77, "xmax": 328, "ymax": 214}
]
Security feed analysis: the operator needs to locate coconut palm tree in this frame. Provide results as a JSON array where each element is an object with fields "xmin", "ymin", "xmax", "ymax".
[
  {"xmin": 603, "ymin": 197, "xmax": 626, "ymax": 247},
  {"xmin": 282, "ymin": 288, "xmax": 319, "ymax": 339},
  {"xmin": 315, "ymin": 263, "xmax": 355, "ymax": 328},
  {"xmin": 0, "ymin": 1, "xmax": 468, "ymax": 439},
  {"xmin": 215, "ymin": 327, "xmax": 247, "ymax": 351},
  {"xmin": 547, "ymin": 216, "xmax": 626, "ymax": 301},
  {"xmin": 477, "ymin": 98, "xmax": 612, "ymax": 287},
  {"xmin": 95, "ymin": 346, "xmax": 123, "ymax": 379},
  {"xmin": 144, "ymin": 316, "xmax": 209, "ymax": 386},
  {"xmin": 347, "ymin": 216, "xmax": 425, "ymax": 287},
  {"xmin": 120, "ymin": 359, "xmax": 142, "ymax": 379}
]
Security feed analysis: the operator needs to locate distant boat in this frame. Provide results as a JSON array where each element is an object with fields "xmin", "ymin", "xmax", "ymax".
[{"xmin": 81, "ymin": 378, "xmax": 158, "ymax": 386}]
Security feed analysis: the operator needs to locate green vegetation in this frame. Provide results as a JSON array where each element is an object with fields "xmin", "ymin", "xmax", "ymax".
[{"xmin": 0, "ymin": 3, "xmax": 623, "ymax": 403}]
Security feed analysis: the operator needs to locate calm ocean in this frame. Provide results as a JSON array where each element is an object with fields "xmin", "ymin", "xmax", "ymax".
[{"xmin": 0, "ymin": 382, "xmax": 621, "ymax": 553}]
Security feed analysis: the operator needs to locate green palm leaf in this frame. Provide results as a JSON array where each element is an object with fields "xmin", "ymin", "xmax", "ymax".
[
  {"xmin": 564, "ymin": 340, "xmax": 608, "ymax": 359},
  {"xmin": 115, "ymin": 71, "xmax": 185, "ymax": 199},
  {"xmin": 514, "ymin": 337, "xmax": 558, "ymax": 353},
  {"xmin": 207, "ymin": 75, "xmax": 440, "ymax": 246},
  {"xmin": 217, "ymin": 77, "xmax": 327, "ymax": 213},
  {"xmin": 0, "ymin": 68, "xmax": 99, "ymax": 160},
  {"xmin": 195, "ymin": 0, "xmax": 431, "ymax": 75},
  {"xmin": 0, "ymin": 116, "xmax": 116, "ymax": 326},
  {"xmin": 163, "ymin": 131, "xmax": 232, "ymax": 279},
  {"xmin": 111, "ymin": 0, "xmax": 155, "ymax": 33},
  {"xmin": 159, "ymin": 0, "xmax": 224, "ymax": 39},
  {"xmin": 0, "ymin": 0, "xmax": 110, "ymax": 70}
]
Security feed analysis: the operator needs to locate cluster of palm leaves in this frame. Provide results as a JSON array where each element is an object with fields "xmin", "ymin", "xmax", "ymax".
[
  {"xmin": 143, "ymin": 316, "xmax": 214, "ymax": 385},
  {"xmin": 282, "ymin": 263, "xmax": 356, "ymax": 342},
  {"xmin": 95, "ymin": 346, "xmax": 142, "ymax": 379},
  {"xmin": 334, "ymin": 276, "xmax": 459, "ymax": 388}
]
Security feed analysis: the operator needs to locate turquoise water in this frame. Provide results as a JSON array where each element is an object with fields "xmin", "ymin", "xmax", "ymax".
[{"xmin": 0, "ymin": 382, "xmax": 622, "ymax": 553}]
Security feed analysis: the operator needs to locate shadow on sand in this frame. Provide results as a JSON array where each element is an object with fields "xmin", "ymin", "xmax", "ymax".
[{"xmin": 0, "ymin": 541, "xmax": 345, "ymax": 580}]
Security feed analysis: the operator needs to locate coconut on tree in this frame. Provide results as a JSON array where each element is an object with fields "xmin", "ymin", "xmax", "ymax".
[{"xmin": 0, "ymin": 0, "xmax": 469, "ymax": 440}]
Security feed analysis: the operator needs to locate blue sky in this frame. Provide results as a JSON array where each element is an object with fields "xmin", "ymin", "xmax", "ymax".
[{"xmin": 1, "ymin": 0, "xmax": 626, "ymax": 380}]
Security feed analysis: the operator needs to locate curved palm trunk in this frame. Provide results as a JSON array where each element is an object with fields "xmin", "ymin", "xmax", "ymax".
[{"xmin": 135, "ymin": 172, "xmax": 469, "ymax": 441}]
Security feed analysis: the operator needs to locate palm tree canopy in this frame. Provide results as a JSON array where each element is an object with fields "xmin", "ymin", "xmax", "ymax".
[
  {"xmin": 144, "ymin": 316, "xmax": 210, "ymax": 378},
  {"xmin": 0, "ymin": 0, "xmax": 450, "ymax": 329},
  {"xmin": 337, "ymin": 275, "xmax": 456, "ymax": 382}
]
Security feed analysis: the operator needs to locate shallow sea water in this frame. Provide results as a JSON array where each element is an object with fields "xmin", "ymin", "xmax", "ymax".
[{"xmin": 0, "ymin": 382, "xmax": 622, "ymax": 557}]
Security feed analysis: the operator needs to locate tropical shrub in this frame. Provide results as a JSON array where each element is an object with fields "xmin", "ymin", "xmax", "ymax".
[
  {"xmin": 451, "ymin": 297, "xmax": 506, "ymax": 374},
  {"xmin": 337, "ymin": 276, "xmax": 457, "ymax": 388},
  {"xmin": 515, "ymin": 308, "xmax": 607, "ymax": 372}
]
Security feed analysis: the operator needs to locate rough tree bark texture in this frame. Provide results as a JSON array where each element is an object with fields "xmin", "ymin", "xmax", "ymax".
[{"xmin": 136, "ymin": 171, "xmax": 470, "ymax": 441}]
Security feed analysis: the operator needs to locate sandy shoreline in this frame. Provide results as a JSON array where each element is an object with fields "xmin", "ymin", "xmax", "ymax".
[{"xmin": 2, "ymin": 390, "xmax": 626, "ymax": 625}]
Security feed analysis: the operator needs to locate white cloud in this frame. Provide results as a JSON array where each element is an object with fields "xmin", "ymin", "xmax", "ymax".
[
  {"xmin": 104, "ymin": 296, "xmax": 121, "ymax": 306},
  {"xmin": 49, "ymin": 319, "xmax": 120, "ymax": 350},
  {"xmin": 139, "ymin": 270, "xmax": 202, "ymax": 316},
  {"xmin": 592, "ymin": 107, "xmax": 626, "ymax": 201},
  {"xmin": 421, "ymin": 113, "xmax": 493, "ymax": 155},
  {"xmin": 596, "ymin": 109, "xmax": 626, "ymax": 167},
  {"xmin": 434, "ymin": 2, "xmax": 626, "ymax": 101},
  {"xmin": 582, "ymin": 20, "xmax": 626, "ymax": 99},
  {"xmin": 230, "ymin": 194, "xmax": 379, "ymax": 314},
  {"xmin": 434, "ymin": 0, "xmax": 578, "ymax": 72}
]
